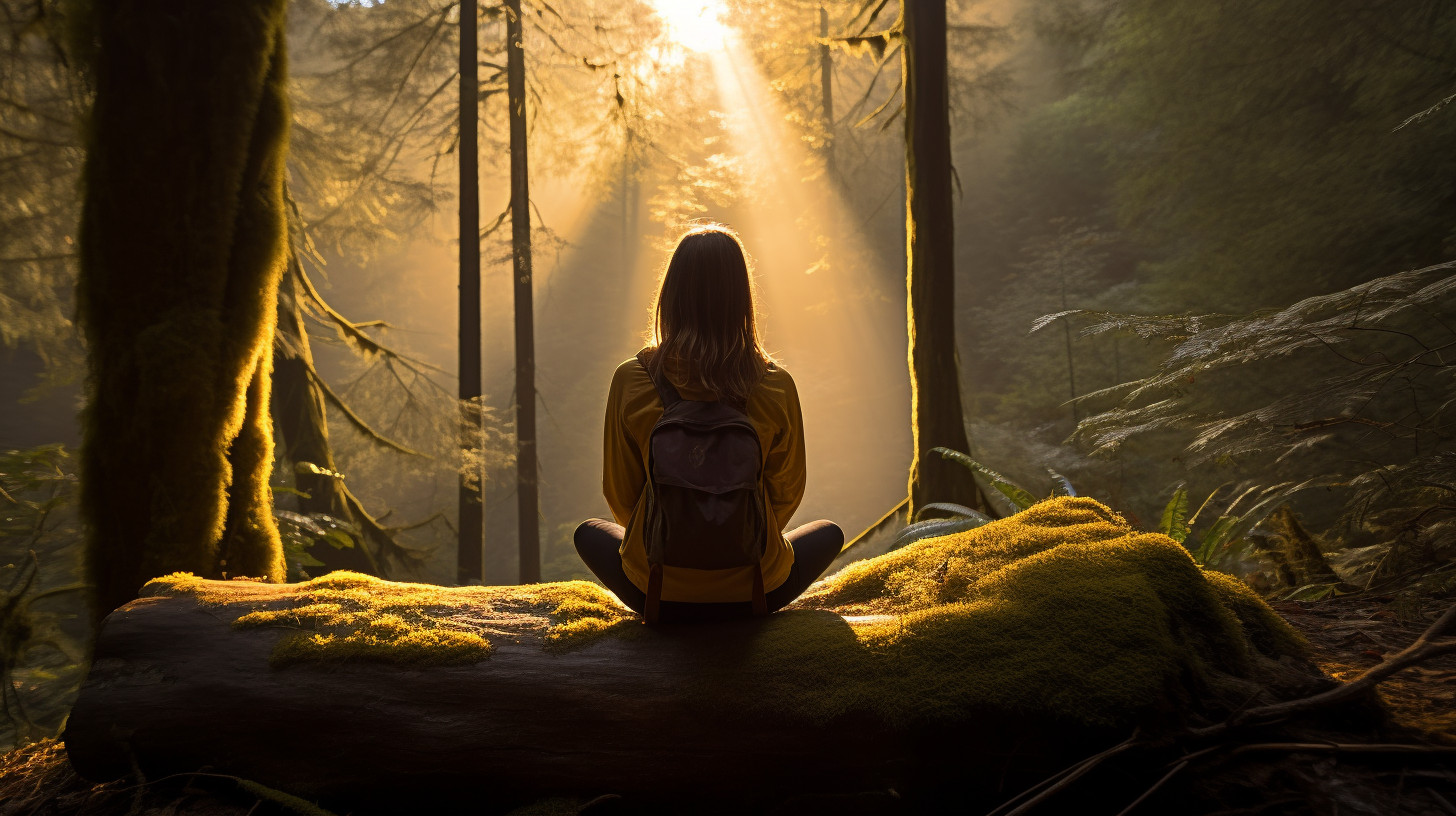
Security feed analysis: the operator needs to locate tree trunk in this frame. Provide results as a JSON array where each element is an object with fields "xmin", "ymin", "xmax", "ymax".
[
  {"xmin": 507, "ymin": 0, "xmax": 540, "ymax": 584},
  {"xmin": 901, "ymin": 0, "xmax": 987, "ymax": 518},
  {"xmin": 75, "ymin": 0, "xmax": 289, "ymax": 621},
  {"xmin": 270, "ymin": 255, "xmax": 377, "ymax": 575},
  {"xmin": 458, "ymin": 0, "xmax": 484, "ymax": 584},
  {"xmin": 819, "ymin": 5, "xmax": 835, "ymax": 176}
]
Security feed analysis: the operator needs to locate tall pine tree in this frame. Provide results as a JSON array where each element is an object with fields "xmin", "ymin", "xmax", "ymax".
[{"xmin": 902, "ymin": 0, "xmax": 988, "ymax": 517}]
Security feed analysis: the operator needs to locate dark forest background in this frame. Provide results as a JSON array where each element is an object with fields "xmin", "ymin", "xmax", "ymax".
[{"xmin": 2, "ymin": 0, "xmax": 1454, "ymax": 747}]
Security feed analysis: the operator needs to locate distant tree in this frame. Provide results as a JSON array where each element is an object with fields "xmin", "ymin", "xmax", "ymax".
[
  {"xmin": 269, "ymin": 208, "xmax": 451, "ymax": 577},
  {"xmin": 504, "ymin": 0, "xmax": 540, "ymax": 583},
  {"xmin": 459, "ymin": 0, "xmax": 485, "ymax": 583},
  {"xmin": 819, "ymin": 5, "xmax": 835, "ymax": 174},
  {"xmin": 285, "ymin": 0, "xmax": 661, "ymax": 585},
  {"xmin": 271, "ymin": 240, "xmax": 407, "ymax": 577},
  {"xmin": 284, "ymin": 0, "xmax": 511, "ymax": 582},
  {"xmin": 75, "ymin": 0, "xmax": 291, "ymax": 618},
  {"xmin": 274, "ymin": 0, "xmax": 480, "ymax": 578},
  {"xmin": 727, "ymin": 0, "xmax": 843, "ymax": 175}
]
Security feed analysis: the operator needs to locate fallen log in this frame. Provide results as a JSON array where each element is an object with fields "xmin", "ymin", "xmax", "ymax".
[
  {"xmin": 64, "ymin": 499, "xmax": 1330, "ymax": 812},
  {"xmin": 64, "ymin": 578, "xmax": 983, "ymax": 812}
]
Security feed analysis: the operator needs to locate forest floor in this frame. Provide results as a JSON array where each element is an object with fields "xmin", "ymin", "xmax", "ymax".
[
  {"xmin": 2, "ymin": 595, "xmax": 1455, "ymax": 816},
  {"xmin": 1161, "ymin": 594, "xmax": 1456, "ymax": 816},
  {"xmin": 1271, "ymin": 593, "xmax": 1456, "ymax": 742}
]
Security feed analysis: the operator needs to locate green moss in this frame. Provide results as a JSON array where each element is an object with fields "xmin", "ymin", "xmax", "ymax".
[
  {"xmin": 800, "ymin": 497, "xmax": 1132, "ymax": 614},
  {"xmin": 145, "ymin": 572, "xmax": 636, "ymax": 666},
  {"xmin": 1202, "ymin": 569, "xmax": 1307, "ymax": 657},
  {"xmin": 762, "ymin": 497, "xmax": 1309, "ymax": 727}
]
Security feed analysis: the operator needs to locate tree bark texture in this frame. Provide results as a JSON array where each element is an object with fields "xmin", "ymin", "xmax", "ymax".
[
  {"xmin": 76, "ymin": 0, "xmax": 290, "ymax": 621},
  {"xmin": 901, "ymin": 0, "xmax": 987, "ymax": 518},
  {"xmin": 458, "ymin": 0, "xmax": 484, "ymax": 584},
  {"xmin": 507, "ymin": 0, "xmax": 541, "ymax": 584}
]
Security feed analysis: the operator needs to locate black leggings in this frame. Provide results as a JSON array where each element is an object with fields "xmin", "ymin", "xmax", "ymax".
[{"xmin": 573, "ymin": 519, "xmax": 844, "ymax": 623}]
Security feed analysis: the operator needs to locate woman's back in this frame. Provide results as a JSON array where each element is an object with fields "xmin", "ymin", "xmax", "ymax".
[
  {"xmin": 602, "ymin": 353, "xmax": 805, "ymax": 603},
  {"xmin": 573, "ymin": 223, "xmax": 842, "ymax": 622}
]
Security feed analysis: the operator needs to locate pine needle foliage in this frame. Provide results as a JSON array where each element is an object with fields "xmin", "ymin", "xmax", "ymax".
[
  {"xmin": 1039, "ymin": 262, "xmax": 1456, "ymax": 575},
  {"xmin": 74, "ymin": 0, "xmax": 293, "ymax": 619},
  {"xmin": 0, "ymin": 0, "xmax": 87, "ymax": 389}
]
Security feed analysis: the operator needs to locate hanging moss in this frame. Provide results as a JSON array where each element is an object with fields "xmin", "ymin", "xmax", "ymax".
[{"xmin": 75, "ymin": 0, "xmax": 291, "ymax": 620}]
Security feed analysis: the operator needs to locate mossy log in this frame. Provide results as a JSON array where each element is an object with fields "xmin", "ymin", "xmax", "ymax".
[
  {"xmin": 65, "ymin": 586, "xmax": 938, "ymax": 811},
  {"xmin": 64, "ymin": 499, "xmax": 1330, "ymax": 812}
]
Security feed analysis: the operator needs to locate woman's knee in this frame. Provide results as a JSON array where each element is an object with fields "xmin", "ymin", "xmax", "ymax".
[
  {"xmin": 818, "ymin": 520, "xmax": 844, "ymax": 549},
  {"xmin": 790, "ymin": 519, "xmax": 843, "ymax": 552},
  {"xmin": 573, "ymin": 518, "xmax": 622, "ymax": 556},
  {"xmin": 572, "ymin": 519, "xmax": 594, "ymax": 552}
]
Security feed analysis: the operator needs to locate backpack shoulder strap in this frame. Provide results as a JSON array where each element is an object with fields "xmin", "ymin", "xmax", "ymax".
[
  {"xmin": 726, "ymin": 360, "xmax": 775, "ymax": 416},
  {"xmin": 636, "ymin": 348, "xmax": 683, "ymax": 410}
]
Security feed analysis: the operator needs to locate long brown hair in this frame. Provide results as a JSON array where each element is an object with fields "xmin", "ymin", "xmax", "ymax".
[{"xmin": 646, "ymin": 224, "xmax": 773, "ymax": 406}]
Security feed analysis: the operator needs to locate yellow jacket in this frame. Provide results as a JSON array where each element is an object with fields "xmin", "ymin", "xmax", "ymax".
[{"xmin": 602, "ymin": 354, "xmax": 804, "ymax": 602}]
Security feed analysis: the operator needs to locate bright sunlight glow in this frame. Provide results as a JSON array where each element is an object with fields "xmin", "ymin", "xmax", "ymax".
[{"xmin": 650, "ymin": 0, "xmax": 730, "ymax": 53}]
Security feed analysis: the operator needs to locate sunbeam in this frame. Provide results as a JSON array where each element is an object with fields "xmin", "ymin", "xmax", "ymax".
[
  {"xmin": 649, "ymin": 0, "xmax": 730, "ymax": 53},
  {"xmin": 695, "ymin": 37, "xmax": 911, "ymax": 540}
]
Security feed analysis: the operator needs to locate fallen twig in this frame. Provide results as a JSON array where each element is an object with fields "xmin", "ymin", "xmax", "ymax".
[
  {"xmin": 1191, "ymin": 601, "xmax": 1456, "ymax": 738},
  {"xmin": 1228, "ymin": 742, "xmax": 1456, "ymax": 757},
  {"xmin": 984, "ymin": 730, "xmax": 1141, "ymax": 816},
  {"xmin": 1114, "ymin": 760, "xmax": 1187, "ymax": 816}
]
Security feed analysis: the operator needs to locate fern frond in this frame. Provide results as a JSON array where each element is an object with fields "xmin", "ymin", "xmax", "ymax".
[{"xmin": 890, "ymin": 516, "xmax": 991, "ymax": 551}]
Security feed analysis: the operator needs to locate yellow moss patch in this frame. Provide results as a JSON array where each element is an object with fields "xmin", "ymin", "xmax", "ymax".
[
  {"xmin": 144, "ymin": 572, "xmax": 636, "ymax": 666},
  {"xmin": 798, "ymin": 498, "xmax": 1133, "ymax": 614},
  {"xmin": 542, "ymin": 596, "xmax": 638, "ymax": 649}
]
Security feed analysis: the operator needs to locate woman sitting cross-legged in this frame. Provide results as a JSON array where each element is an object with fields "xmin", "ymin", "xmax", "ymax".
[{"xmin": 574, "ymin": 224, "xmax": 843, "ymax": 624}]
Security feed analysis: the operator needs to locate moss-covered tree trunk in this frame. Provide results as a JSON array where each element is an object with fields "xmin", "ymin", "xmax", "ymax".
[
  {"xmin": 271, "ymin": 255, "xmax": 376, "ymax": 576},
  {"xmin": 902, "ymin": 0, "xmax": 988, "ymax": 517},
  {"xmin": 77, "ymin": 0, "xmax": 290, "ymax": 620}
]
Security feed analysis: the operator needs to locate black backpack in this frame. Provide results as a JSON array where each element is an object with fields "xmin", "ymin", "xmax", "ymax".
[{"xmin": 636, "ymin": 349, "xmax": 770, "ymax": 624}]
